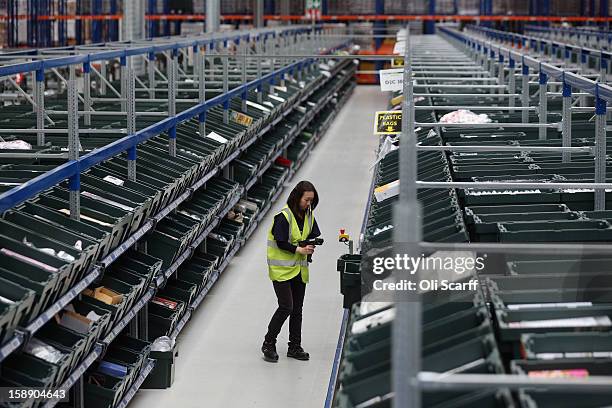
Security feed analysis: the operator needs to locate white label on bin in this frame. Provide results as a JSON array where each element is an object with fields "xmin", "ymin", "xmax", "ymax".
[
  {"xmin": 246, "ymin": 100, "xmax": 271, "ymax": 112},
  {"xmin": 321, "ymin": 71, "xmax": 331, "ymax": 78},
  {"xmin": 103, "ymin": 175, "xmax": 125, "ymax": 186},
  {"xmin": 379, "ymin": 68, "xmax": 404, "ymax": 92},
  {"xmin": 206, "ymin": 131, "xmax": 228, "ymax": 144},
  {"xmin": 269, "ymin": 95, "xmax": 285, "ymax": 103},
  {"xmin": 393, "ymin": 41, "xmax": 406, "ymax": 55}
]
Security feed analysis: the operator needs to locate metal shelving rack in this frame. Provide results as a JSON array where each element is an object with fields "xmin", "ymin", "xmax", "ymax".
[
  {"xmin": 322, "ymin": 19, "xmax": 612, "ymax": 407},
  {"xmin": 0, "ymin": 23, "xmax": 356, "ymax": 407},
  {"xmin": 389, "ymin": 24, "xmax": 612, "ymax": 406}
]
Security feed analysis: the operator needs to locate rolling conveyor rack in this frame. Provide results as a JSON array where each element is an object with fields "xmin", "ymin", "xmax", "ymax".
[
  {"xmin": 327, "ymin": 22, "xmax": 612, "ymax": 408},
  {"xmin": 0, "ymin": 23, "xmax": 358, "ymax": 408}
]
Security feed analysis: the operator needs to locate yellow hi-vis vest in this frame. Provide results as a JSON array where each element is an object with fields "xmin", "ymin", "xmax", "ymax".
[{"xmin": 267, "ymin": 205, "xmax": 313, "ymax": 283}]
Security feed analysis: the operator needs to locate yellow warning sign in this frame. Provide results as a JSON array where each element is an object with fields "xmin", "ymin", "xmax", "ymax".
[
  {"xmin": 230, "ymin": 111, "xmax": 254, "ymax": 127},
  {"xmin": 374, "ymin": 111, "xmax": 402, "ymax": 135},
  {"xmin": 391, "ymin": 58, "xmax": 404, "ymax": 68}
]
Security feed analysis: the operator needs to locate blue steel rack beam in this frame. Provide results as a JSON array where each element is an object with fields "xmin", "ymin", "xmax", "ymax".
[
  {"xmin": 467, "ymin": 23, "xmax": 612, "ymax": 75},
  {"xmin": 454, "ymin": 25, "xmax": 612, "ymax": 102}
]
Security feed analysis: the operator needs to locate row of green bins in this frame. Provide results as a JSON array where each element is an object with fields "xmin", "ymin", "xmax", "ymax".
[
  {"xmin": 521, "ymin": 332, "xmax": 612, "ymax": 360},
  {"xmin": 334, "ymin": 296, "xmax": 506, "ymax": 408},
  {"xmin": 487, "ymin": 273, "xmax": 612, "ymax": 344},
  {"xmin": 157, "ymin": 278, "xmax": 198, "ymax": 315},
  {"xmin": 147, "ymin": 213, "xmax": 202, "ymax": 269},
  {"xmin": 0, "ymin": 274, "xmax": 36, "ymax": 337},
  {"xmin": 111, "ymin": 250, "xmax": 163, "ymax": 301},
  {"xmin": 34, "ymin": 189, "xmax": 132, "ymax": 262},
  {"xmin": 109, "ymin": 335, "xmax": 152, "ymax": 385},
  {"xmin": 98, "ymin": 152, "xmax": 184, "ymax": 216},
  {"xmin": 170, "ymin": 120, "xmax": 222, "ymax": 173},
  {"xmin": 65, "ymin": 296, "xmax": 113, "ymax": 346},
  {"xmin": 506, "ymin": 257, "xmax": 612, "ymax": 276},
  {"xmin": 31, "ymin": 321, "xmax": 87, "ymax": 383},
  {"xmin": 229, "ymin": 99, "xmax": 266, "ymax": 133},
  {"xmin": 175, "ymin": 255, "xmax": 215, "ymax": 296},
  {"xmin": 0, "ymin": 352, "xmax": 58, "ymax": 408},
  {"xmin": 233, "ymin": 127, "xmax": 288, "ymax": 184},
  {"xmin": 0, "ymin": 232, "xmax": 73, "ymax": 314},
  {"xmin": 464, "ymin": 204, "xmax": 577, "ymax": 241},
  {"xmin": 83, "ymin": 336, "xmax": 150, "ymax": 408},
  {"xmin": 203, "ymin": 231, "xmax": 234, "ymax": 261}
]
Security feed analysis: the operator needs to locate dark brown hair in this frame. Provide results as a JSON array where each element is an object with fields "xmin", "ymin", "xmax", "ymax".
[{"xmin": 287, "ymin": 180, "xmax": 319, "ymax": 218}]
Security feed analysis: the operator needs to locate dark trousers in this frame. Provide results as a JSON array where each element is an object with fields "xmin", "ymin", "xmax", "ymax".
[{"xmin": 265, "ymin": 273, "xmax": 306, "ymax": 347}]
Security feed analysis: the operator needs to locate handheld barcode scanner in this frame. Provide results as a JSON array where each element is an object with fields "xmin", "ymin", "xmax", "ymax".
[
  {"xmin": 299, "ymin": 208, "xmax": 323, "ymax": 247},
  {"xmin": 298, "ymin": 204, "xmax": 323, "ymax": 262},
  {"xmin": 299, "ymin": 205, "xmax": 324, "ymax": 247}
]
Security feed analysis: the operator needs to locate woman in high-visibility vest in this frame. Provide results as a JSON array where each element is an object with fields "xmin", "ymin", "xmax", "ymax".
[{"xmin": 262, "ymin": 181, "xmax": 321, "ymax": 363}]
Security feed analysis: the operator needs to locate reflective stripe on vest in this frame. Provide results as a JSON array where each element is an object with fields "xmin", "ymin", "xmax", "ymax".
[{"xmin": 267, "ymin": 258, "xmax": 309, "ymax": 267}]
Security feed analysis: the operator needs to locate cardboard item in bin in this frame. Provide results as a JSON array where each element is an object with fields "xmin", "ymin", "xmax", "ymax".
[
  {"xmin": 84, "ymin": 287, "xmax": 123, "ymax": 305},
  {"xmin": 59, "ymin": 310, "xmax": 94, "ymax": 334},
  {"xmin": 374, "ymin": 180, "xmax": 399, "ymax": 202}
]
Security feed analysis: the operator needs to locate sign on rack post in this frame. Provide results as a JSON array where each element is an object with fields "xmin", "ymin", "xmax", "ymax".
[
  {"xmin": 305, "ymin": 0, "xmax": 322, "ymax": 21},
  {"xmin": 374, "ymin": 110, "xmax": 402, "ymax": 135}
]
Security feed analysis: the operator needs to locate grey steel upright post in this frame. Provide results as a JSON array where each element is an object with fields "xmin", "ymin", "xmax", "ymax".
[
  {"xmin": 206, "ymin": 0, "xmax": 220, "ymax": 33},
  {"xmin": 498, "ymin": 53, "xmax": 504, "ymax": 95},
  {"xmin": 561, "ymin": 76, "xmax": 572, "ymax": 163},
  {"xmin": 83, "ymin": 61, "xmax": 92, "ymax": 126},
  {"xmin": 68, "ymin": 65, "xmax": 80, "ymax": 221},
  {"xmin": 148, "ymin": 52, "xmax": 156, "ymax": 99},
  {"xmin": 539, "ymin": 69, "xmax": 548, "ymax": 140},
  {"xmin": 255, "ymin": 0, "xmax": 264, "ymax": 28},
  {"xmin": 223, "ymin": 42, "xmax": 229, "ymax": 125},
  {"xmin": 127, "ymin": 57, "xmax": 137, "ymax": 181},
  {"xmin": 600, "ymin": 52, "xmax": 608, "ymax": 85},
  {"xmin": 580, "ymin": 50, "xmax": 588, "ymax": 107},
  {"xmin": 198, "ymin": 45, "xmax": 207, "ymax": 137},
  {"xmin": 120, "ymin": 56, "xmax": 127, "ymax": 112},
  {"xmin": 35, "ymin": 68, "xmax": 45, "ymax": 145},
  {"xmin": 100, "ymin": 59, "xmax": 107, "ymax": 95},
  {"xmin": 168, "ymin": 49, "xmax": 177, "ymax": 157},
  {"xmin": 393, "ymin": 29, "xmax": 422, "ymax": 408},
  {"xmin": 594, "ymin": 90, "xmax": 608, "ymax": 211},
  {"xmin": 257, "ymin": 35, "xmax": 263, "ymax": 104},
  {"xmin": 508, "ymin": 57, "xmax": 516, "ymax": 112},
  {"xmin": 521, "ymin": 58, "xmax": 530, "ymax": 123},
  {"xmin": 242, "ymin": 35, "xmax": 248, "ymax": 112}
]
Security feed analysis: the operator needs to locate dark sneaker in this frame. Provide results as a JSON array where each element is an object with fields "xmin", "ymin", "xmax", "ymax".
[
  {"xmin": 287, "ymin": 345, "xmax": 310, "ymax": 361},
  {"xmin": 261, "ymin": 341, "xmax": 279, "ymax": 362}
]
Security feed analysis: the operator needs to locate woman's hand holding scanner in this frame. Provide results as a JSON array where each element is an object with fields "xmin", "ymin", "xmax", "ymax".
[{"xmin": 296, "ymin": 245, "xmax": 315, "ymax": 255}]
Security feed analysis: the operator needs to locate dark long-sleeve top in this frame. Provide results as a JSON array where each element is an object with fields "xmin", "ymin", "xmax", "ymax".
[{"xmin": 272, "ymin": 211, "xmax": 321, "ymax": 255}]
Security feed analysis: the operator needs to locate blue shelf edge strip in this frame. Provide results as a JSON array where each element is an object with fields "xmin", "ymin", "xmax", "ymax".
[
  {"xmin": 324, "ymin": 308, "xmax": 350, "ymax": 408},
  {"xmin": 115, "ymin": 358, "xmax": 156, "ymax": 408},
  {"xmin": 438, "ymin": 25, "xmax": 612, "ymax": 102}
]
